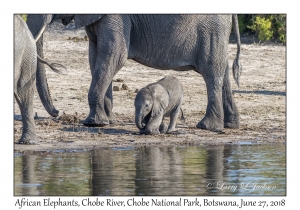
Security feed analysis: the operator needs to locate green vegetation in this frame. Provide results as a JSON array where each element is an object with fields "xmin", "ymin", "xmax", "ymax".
[
  {"xmin": 247, "ymin": 16, "xmax": 274, "ymax": 42},
  {"xmin": 272, "ymin": 14, "xmax": 286, "ymax": 43},
  {"xmin": 20, "ymin": 14, "xmax": 27, "ymax": 22},
  {"xmin": 238, "ymin": 14, "xmax": 286, "ymax": 44}
]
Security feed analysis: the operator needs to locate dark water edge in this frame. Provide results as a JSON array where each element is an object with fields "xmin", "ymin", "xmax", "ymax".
[{"xmin": 14, "ymin": 144, "xmax": 286, "ymax": 196}]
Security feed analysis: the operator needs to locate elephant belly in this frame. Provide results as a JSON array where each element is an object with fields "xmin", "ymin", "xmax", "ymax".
[
  {"xmin": 129, "ymin": 32, "xmax": 198, "ymax": 71},
  {"xmin": 132, "ymin": 57, "xmax": 196, "ymax": 71},
  {"xmin": 129, "ymin": 14, "xmax": 232, "ymax": 72},
  {"xmin": 163, "ymin": 103, "xmax": 179, "ymax": 118}
]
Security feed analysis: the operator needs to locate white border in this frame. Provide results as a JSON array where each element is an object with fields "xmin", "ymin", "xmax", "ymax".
[{"xmin": 3, "ymin": 0, "xmax": 295, "ymax": 209}]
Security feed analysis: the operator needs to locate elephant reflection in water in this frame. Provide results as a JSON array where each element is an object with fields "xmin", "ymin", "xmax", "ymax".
[
  {"xmin": 205, "ymin": 145, "xmax": 238, "ymax": 195},
  {"xmin": 89, "ymin": 146, "xmax": 234, "ymax": 196},
  {"xmin": 89, "ymin": 147, "xmax": 184, "ymax": 196},
  {"xmin": 14, "ymin": 156, "xmax": 39, "ymax": 196},
  {"xmin": 90, "ymin": 150, "xmax": 136, "ymax": 196},
  {"xmin": 134, "ymin": 147, "xmax": 185, "ymax": 195},
  {"xmin": 15, "ymin": 146, "xmax": 236, "ymax": 196}
]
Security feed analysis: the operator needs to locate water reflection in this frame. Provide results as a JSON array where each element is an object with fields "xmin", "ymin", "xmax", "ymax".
[{"xmin": 14, "ymin": 144, "xmax": 286, "ymax": 196}]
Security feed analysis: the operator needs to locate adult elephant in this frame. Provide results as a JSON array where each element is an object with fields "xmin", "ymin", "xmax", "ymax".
[
  {"xmin": 15, "ymin": 15, "xmax": 65, "ymax": 144},
  {"xmin": 27, "ymin": 14, "xmax": 242, "ymax": 132}
]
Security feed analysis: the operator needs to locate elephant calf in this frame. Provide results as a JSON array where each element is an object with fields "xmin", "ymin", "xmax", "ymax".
[{"xmin": 134, "ymin": 75, "xmax": 184, "ymax": 135}]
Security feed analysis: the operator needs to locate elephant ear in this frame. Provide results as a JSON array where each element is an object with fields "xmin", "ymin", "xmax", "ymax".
[
  {"xmin": 149, "ymin": 84, "xmax": 169, "ymax": 117},
  {"xmin": 74, "ymin": 15, "xmax": 105, "ymax": 28}
]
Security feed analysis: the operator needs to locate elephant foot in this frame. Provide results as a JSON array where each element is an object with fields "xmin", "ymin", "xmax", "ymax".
[
  {"xmin": 83, "ymin": 116, "xmax": 109, "ymax": 127},
  {"xmin": 196, "ymin": 116, "xmax": 224, "ymax": 132},
  {"xmin": 166, "ymin": 129, "xmax": 177, "ymax": 134},
  {"xmin": 149, "ymin": 129, "xmax": 160, "ymax": 135},
  {"xmin": 159, "ymin": 123, "xmax": 168, "ymax": 134},
  {"xmin": 18, "ymin": 135, "xmax": 39, "ymax": 145},
  {"xmin": 224, "ymin": 115, "xmax": 240, "ymax": 129},
  {"xmin": 224, "ymin": 120, "xmax": 239, "ymax": 129},
  {"xmin": 141, "ymin": 128, "xmax": 160, "ymax": 135},
  {"xmin": 109, "ymin": 119, "xmax": 117, "ymax": 125},
  {"xmin": 166, "ymin": 126, "xmax": 177, "ymax": 134},
  {"xmin": 108, "ymin": 115, "xmax": 117, "ymax": 125}
]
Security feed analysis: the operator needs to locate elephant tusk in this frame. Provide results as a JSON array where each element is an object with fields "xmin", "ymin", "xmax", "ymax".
[{"xmin": 35, "ymin": 24, "xmax": 47, "ymax": 42}]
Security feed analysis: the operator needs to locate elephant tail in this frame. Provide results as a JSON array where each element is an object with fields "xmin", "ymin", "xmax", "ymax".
[
  {"xmin": 232, "ymin": 14, "xmax": 242, "ymax": 87},
  {"xmin": 37, "ymin": 55, "xmax": 67, "ymax": 74},
  {"xmin": 180, "ymin": 108, "xmax": 186, "ymax": 123}
]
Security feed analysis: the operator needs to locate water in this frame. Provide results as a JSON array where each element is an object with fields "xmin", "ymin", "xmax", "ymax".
[{"xmin": 14, "ymin": 144, "xmax": 286, "ymax": 196}]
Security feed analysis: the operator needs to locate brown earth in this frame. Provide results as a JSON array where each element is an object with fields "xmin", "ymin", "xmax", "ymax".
[{"xmin": 14, "ymin": 21, "xmax": 286, "ymax": 152}]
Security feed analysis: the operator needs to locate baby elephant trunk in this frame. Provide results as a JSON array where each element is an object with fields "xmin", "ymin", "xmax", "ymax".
[{"xmin": 135, "ymin": 112, "xmax": 146, "ymax": 130}]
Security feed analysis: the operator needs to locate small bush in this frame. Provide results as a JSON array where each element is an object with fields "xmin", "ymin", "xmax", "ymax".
[
  {"xmin": 237, "ymin": 14, "xmax": 286, "ymax": 44},
  {"xmin": 238, "ymin": 14, "xmax": 253, "ymax": 34},
  {"xmin": 272, "ymin": 14, "xmax": 286, "ymax": 43},
  {"xmin": 247, "ymin": 16, "xmax": 273, "ymax": 42}
]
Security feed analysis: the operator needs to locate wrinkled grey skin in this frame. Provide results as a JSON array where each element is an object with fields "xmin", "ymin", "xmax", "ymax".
[
  {"xmin": 26, "ymin": 14, "xmax": 60, "ymax": 118},
  {"xmin": 14, "ymin": 15, "xmax": 38, "ymax": 144},
  {"xmin": 14, "ymin": 15, "xmax": 64, "ymax": 144},
  {"xmin": 135, "ymin": 75, "xmax": 183, "ymax": 135},
  {"xmin": 27, "ymin": 14, "xmax": 242, "ymax": 132}
]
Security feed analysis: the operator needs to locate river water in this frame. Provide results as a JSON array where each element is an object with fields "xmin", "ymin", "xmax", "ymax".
[{"xmin": 14, "ymin": 144, "xmax": 285, "ymax": 196}]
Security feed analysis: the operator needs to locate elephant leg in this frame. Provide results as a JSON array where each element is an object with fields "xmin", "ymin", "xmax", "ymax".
[
  {"xmin": 104, "ymin": 82, "xmax": 117, "ymax": 124},
  {"xmin": 196, "ymin": 58, "xmax": 226, "ymax": 132},
  {"xmin": 197, "ymin": 76, "xmax": 224, "ymax": 132},
  {"xmin": 144, "ymin": 112, "xmax": 164, "ymax": 135},
  {"xmin": 223, "ymin": 63, "xmax": 239, "ymax": 128},
  {"xmin": 159, "ymin": 118, "xmax": 168, "ymax": 134},
  {"xmin": 167, "ymin": 103, "xmax": 182, "ymax": 133},
  {"xmin": 84, "ymin": 52, "xmax": 121, "ymax": 127},
  {"xmin": 86, "ymin": 38, "xmax": 116, "ymax": 125},
  {"xmin": 14, "ymin": 84, "xmax": 38, "ymax": 144},
  {"xmin": 83, "ymin": 18, "xmax": 130, "ymax": 127},
  {"xmin": 85, "ymin": 38, "xmax": 108, "ymax": 126}
]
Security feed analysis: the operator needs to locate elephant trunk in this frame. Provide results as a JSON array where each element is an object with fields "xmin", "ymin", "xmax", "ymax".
[
  {"xmin": 136, "ymin": 105, "xmax": 150, "ymax": 130},
  {"xmin": 36, "ymin": 38, "xmax": 59, "ymax": 117},
  {"xmin": 135, "ymin": 112, "xmax": 145, "ymax": 130},
  {"xmin": 26, "ymin": 14, "xmax": 59, "ymax": 117}
]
